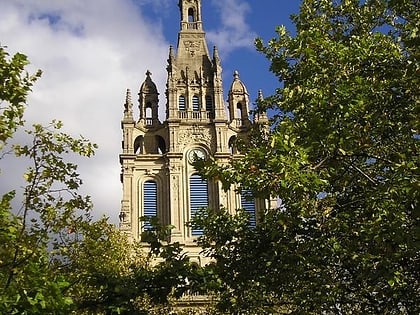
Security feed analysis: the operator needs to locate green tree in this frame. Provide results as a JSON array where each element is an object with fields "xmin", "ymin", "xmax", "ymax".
[
  {"xmin": 0, "ymin": 46, "xmax": 41, "ymax": 148},
  {"xmin": 194, "ymin": 0, "xmax": 419, "ymax": 314},
  {"xmin": 0, "ymin": 45, "xmax": 212, "ymax": 314},
  {"xmin": 0, "ymin": 45, "xmax": 131, "ymax": 314}
]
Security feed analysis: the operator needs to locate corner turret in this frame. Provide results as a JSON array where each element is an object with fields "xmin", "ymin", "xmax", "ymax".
[
  {"xmin": 228, "ymin": 70, "xmax": 250, "ymax": 128},
  {"xmin": 138, "ymin": 70, "xmax": 160, "ymax": 127}
]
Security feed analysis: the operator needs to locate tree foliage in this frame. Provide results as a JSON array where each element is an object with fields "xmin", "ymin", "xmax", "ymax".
[
  {"xmin": 0, "ymin": 45, "xmax": 213, "ymax": 314},
  {"xmin": 0, "ymin": 46, "xmax": 41, "ymax": 148},
  {"xmin": 194, "ymin": 0, "xmax": 419, "ymax": 314},
  {"xmin": 0, "ymin": 45, "xmax": 134, "ymax": 314}
]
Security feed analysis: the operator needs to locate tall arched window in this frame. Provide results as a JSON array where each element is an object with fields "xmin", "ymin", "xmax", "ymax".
[
  {"xmin": 179, "ymin": 95, "xmax": 186, "ymax": 111},
  {"xmin": 192, "ymin": 95, "xmax": 200, "ymax": 111},
  {"xmin": 240, "ymin": 189, "xmax": 256, "ymax": 227},
  {"xmin": 143, "ymin": 180, "xmax": 157, "ymax": 230},
  {"xmin": 189, "ymin": 174, "xmax": 208, "ymax": 236}
]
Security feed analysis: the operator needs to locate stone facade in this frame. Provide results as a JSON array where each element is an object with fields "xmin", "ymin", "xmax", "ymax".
[{"xmin": 119, "ymin": 0, "xmax": 271, "ymax": 260}]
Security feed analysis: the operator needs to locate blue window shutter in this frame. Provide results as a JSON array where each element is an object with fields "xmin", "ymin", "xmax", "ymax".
[
  {"xmin": 190, "ymin": 174, "xmax": 208, "ymax": 236},
  {"xmin": 241, "ymin": 189, "xmax": 256, "ymax": 227},
  {"xmin": 179, "ymin": 95, "xmax": 186, "ymax": 111},
  {"xmin": 192, "ymin": 95, "xmax": 199, "ymax": 111},
  {"xmin": 205, "ymin": 95, "xmax": 213, "ymax": 112},
  {"xmin": 143, "ymin": 180, "xmax": 157, "ymax": 230}
]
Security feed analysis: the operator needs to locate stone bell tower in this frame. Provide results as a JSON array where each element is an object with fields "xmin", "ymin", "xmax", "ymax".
[{"xmin": 119, "ymin": 0, "xmax": 267, "ymax": 260}]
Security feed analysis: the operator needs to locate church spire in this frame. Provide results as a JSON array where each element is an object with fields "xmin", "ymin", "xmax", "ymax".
[{"xmin": 165, "ymin": 0, "xmax": 227, "ymax": 122}]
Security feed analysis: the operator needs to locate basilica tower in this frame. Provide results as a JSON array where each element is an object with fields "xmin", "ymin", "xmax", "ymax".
[{"xmin": 119, "ymin": 0, "xmax": 265, "ymax": 260}]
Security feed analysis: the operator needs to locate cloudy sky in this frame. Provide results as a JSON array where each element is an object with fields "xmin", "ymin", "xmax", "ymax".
[{"xmin": 0, "ymin": 0, "xmax": 299, "ymax": 223}]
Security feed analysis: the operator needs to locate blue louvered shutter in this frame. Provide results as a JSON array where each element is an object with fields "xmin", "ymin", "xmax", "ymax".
[
  {"xmin": 179, "ymin": 95, "xmax": 186, "ymax": 111},
  {"xmin": 192, "ymin": 95, "xmax": 199, "ymax": 111},
  {"xmin": 241, "ymin": 189, "xmax": 256, "ymax": 227},
  {"xmin": 143, "ymin": 181, "xmax": 157, "ymax": 230},
  {"xmin": 190, "ymin": 174, "xmax": 208, "ymax": 236}
]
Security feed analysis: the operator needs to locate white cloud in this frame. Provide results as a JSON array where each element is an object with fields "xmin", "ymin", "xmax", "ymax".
[
  {"xmin": 0, "ymin": 0, "xmax": 170, "ymax": 223},
  {"xmin": 207, "ymin": 0, "xmax": 256, "ymax": 57}
]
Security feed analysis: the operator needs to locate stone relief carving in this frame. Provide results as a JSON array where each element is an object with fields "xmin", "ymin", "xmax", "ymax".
[
  {"xmin": 184, "ymin": 40, "xmax": 201, "ymax": 57},
  {"xmin": 177, "ymin": 126, "xmax": 212, "ymax": 149}
]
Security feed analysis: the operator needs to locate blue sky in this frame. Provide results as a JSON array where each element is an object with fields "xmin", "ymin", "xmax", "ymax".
[{"xmin": 0, "ymin": 0, "xmax": 301, "ymax": 222}]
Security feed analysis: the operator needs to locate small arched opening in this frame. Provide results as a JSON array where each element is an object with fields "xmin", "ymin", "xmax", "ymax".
[
  {"xmin": 236, "ymin": 102, "xmax": 243, "ymax": 119},
  {"xmin": 188, "ymin": 8, "xmax": 195, "ymax": 22},
  {"xmin": 145, "ymin": 102, "xmax": 153, "ymax": 125},
  {"xmin": 134, "ymin": 136, "xmax": 144, "ymax": 154},
  {"xmin": 228, "ymin": 136, "xmax": 237, "ymax": 154},
  {"xmin": 156, "ymin": 136, "xmax": 166, "ymax": 155}
]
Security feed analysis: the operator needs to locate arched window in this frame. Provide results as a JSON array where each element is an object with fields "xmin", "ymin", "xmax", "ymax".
[
  {"xmin": 179, "ymin": 95, "xmax": 186, "ymax": 111},
  {"xmin": 143, "ymin": 180, "xmax": 157, "ymax": 230},
  {"xmin": 192, "ymin": 95, "xmax": 199, "ymax": 111},
  {"xmin": 240, "ymin": 189, "xmax": 256, "ymax": 227},
  {"xmin": 190, "ymin": 174, "xmax": 208, "ymax": 236},
  {"xmin": 188, "ymin": 8, "xmax": 195, "ymax": 22}
]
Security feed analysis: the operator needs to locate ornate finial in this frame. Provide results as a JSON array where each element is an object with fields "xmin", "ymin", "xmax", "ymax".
[
  {"xmin": 255, "ymin": 89, "xmax": 268, "ymax": 124},
  {"xmin": 146, "ymin": 70, "xmax": 152, "ymax": 77},
  {"xmin": 124, "ymin": 89, "xmax": 133, "ymax": 112},
  {"xmin": 233, "ymin": 70, "xmax": 239, "ymax": 79},
  {"xmin": 169, "ymin": 45, "xmax": 175, "ymax": 60},
  {"xmin": 213, "ymin": 46, "xmax": 220, "ymax": 62}
]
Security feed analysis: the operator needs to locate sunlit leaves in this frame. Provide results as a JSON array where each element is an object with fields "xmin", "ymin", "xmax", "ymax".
[
  {"xmin": 0, "ymin": 46, "xmax": 41, "ymax": 148},
  {"xmin": 193, "ymin": 0, "xmax": 419, "ymax": 314}
]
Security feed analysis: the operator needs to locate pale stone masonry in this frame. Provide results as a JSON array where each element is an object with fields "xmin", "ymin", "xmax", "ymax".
[{"xmin": 119, "ymin": 0, "xmax": 271, "ymax": 262}]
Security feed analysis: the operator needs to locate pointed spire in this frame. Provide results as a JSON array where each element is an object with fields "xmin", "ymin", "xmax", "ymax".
[
  {"xmin": 123, "ymin": 88, "xmax": 134, "ymax": 121},
  {"xmin": 213, "ymin": 46, "xmax": 220, "ymax": 64},
  {"xmin": 255, "ymin": 89, "xmax": 269, "ymax": 124},
  {"xmin": 169, "ymin": 45, "xmax": 175, "ymax": 63},
  {"xmin": 233, "ymin": 70, "xmax": 240, "ymax": 80},
  {"xmin": 230, "ymin": 70, "xmax": 248, "ymax": 95},
  {"xmin": 140, "ymin": 70, "xmax": 158, "ymax": 94}
]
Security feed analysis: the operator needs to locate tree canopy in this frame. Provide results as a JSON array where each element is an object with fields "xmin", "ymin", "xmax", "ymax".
[
  {"xmin": 1, "ymin": 0, "xmax": 419, "ymax": 313},
  {"xmin": 194, "ymin": 0, "xmax": 419, "ymax": 313},
  {"xmin": 0, "ymin": 45, "xmax": 213, "ymax": 315}
]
